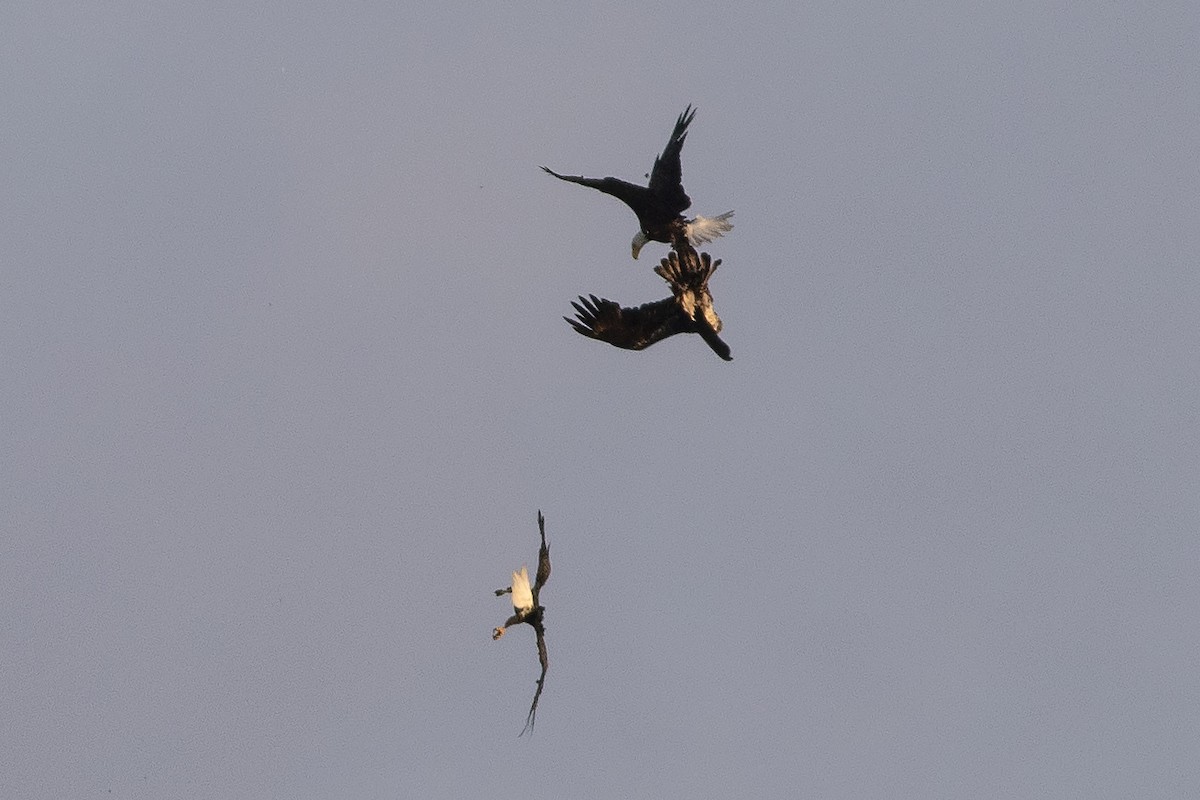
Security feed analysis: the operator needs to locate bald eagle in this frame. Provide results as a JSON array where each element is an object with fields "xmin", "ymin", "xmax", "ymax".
[
  {"xmin": 541, "ymin": 105, "xmax": 733, "ymax": 259},
  {"xmin": 493, "ymin": 510, "xmax": 552, "ymax": 736},
  {"xmin": 565, "ymin": 239, "xmax": 732, "ymax": 361}
]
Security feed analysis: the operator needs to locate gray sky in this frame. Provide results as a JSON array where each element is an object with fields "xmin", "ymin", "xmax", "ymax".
[{"xmin": 4, "ymin": 2, "xmax": 1199, "ymax": 798}]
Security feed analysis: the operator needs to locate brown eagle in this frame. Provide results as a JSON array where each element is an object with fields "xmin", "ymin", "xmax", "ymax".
[
  {"xmin": 541, "ymin": 105, "xmax": 733, "ymax": 259},
  {"xmin": 565, "ymin": 239, "xmax": 732, "ymax": 361},
  {"xmin": 492, "ymin": 510, "xmax": 552, "ymax": 736}
]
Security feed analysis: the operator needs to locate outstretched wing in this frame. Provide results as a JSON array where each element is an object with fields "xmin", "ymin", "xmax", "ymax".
[
  {"xmin": 540, "ymin": 167, "xmax": 652, "ymax": 223},
  {"xmin": 532, "ymin": 510, "xmax": 551, "ymax": 600},
  {"xmin": 695, "ymin": 324, "xmax": 732, "ymax": 362},
  {"xmin": 694, "ymin": 325, "xmax": 732, "ymax": 362},
  {"xmin": 655, "ymin": 244, "xmax": 717, "ymax": 305},
  {"xmin": 565, "ymin": 294, "xmax": 688, "ymax": 352},
  {"xmin": 520, "ymin": 618, "xmax": 549, "ymax": 737},
  {"xmin": 654, "ymin": 243, "xmax": 733, "ymax": 362},
  {"xmin": 646, "ymin": 105, "xmax": 695, "ymax": 217}
]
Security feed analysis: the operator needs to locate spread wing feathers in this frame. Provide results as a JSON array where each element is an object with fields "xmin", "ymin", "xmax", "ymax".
[
  {"xmin": 566, "ymin": 294, "xmax": 693, "ymax": 352},
  {"xmin": 645, "ymin": 104, "xmax": 695, "ymax": 216},
  {"xmin": 654, "ymin": 244, "xmax": 720, "ymax": 320},
  {"xmin": 686, "ymin": 211, "xmax": 735, "ymax": 246},
  {"xmin": 532, "ymin": 510, "xmax": 551, "ymax": 601},
  {"xmin": 520, "ymin": 620, "xmax": 549, "ymax": 737},
  {"xmin": 565, "ymin": 241, "xmax": 732, "ymax": 360},
  {"xmin": 696, "ymin": 323, "xmax": 733, "ymax": 362},
  {"xmin": 494, "ymin": 512, "xmax": 553, "ymax": 735},
  {"xmin": 510, "ymin": 566, "xmax": 533, "ymax": 615},
  {"xmin": 654, "ymin": 244, "xmax": 733, "ymax": 361},
  {"xmin": 540, "ymin": 167, "xmax": 651, "ymax": 219},
  {"xmin": 539, "ymin": 106, "xmax": 697, "ymax": 231},
  {"xmin": 695, "ymin": 324, "xmax": 733, "ymax": 362}
]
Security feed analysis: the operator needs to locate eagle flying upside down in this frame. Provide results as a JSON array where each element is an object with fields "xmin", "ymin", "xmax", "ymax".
[
  {"xmin": 565, "ymin": 238, "xmax": 732, "ymax": 361},
  {"xmin": 493, "ymin": 510, "xmax": 552, "ymax": 736},
  {"xmin": 541, "ymin": 105, "xmax": 733, "ymax": 259}
]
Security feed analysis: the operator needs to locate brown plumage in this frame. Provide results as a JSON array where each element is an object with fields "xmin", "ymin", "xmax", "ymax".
[
  {"xmin": 565, "ymin": 239, "xmax": 732, "ymax": 361},
  {"xmin": 492, "ymin": 510, "xmax": 552, "ymax": 735}
]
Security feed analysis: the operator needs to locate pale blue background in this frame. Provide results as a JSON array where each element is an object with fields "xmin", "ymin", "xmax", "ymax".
[{"xmin": 4, "ymin": 2, "xmax": 1198, "ymax": 798}]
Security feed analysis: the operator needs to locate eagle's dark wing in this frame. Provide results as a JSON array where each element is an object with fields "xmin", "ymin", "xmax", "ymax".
[
  {"xmin": 520, "ymin": 618, "xmax": 549, "ymax": 737},
  {"xmin": 532, "ymin": 510, "xmax": 551, "ymax": 600},
  {"xmin": 565, "ymin": 294, "xmax": 689, "ymax": 352},
  {"xmin": 653, "ymin": 243, "xmax": 733, "ymax": 361},
  {"xmin": 540, "ymin": 167, "xmax": 654, "ymax": 227},
  {"xmin": 646, "ymin": 105, "xmax": 695, "ymax": 218},
  {"xmin": 696, "ymin": 323, "xmax": 733, "ymax": 362}
]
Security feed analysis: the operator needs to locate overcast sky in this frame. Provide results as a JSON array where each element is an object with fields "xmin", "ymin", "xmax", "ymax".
[{"xmin": 4, "ymin": 2, "xmax": 1199, "ymax": 798}]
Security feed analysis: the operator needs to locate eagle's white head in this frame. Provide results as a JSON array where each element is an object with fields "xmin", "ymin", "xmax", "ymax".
[{"xmin": 631, "ymin": 230, "xmax": 650, "ymax": 260}]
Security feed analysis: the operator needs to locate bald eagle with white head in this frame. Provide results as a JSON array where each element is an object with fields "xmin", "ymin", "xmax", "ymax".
[
  {"xmin": 541, "ymin": 105, "xmax": 733, "ymax": 259},
  {"xmin": 493, "ymin": 510, "xmax": 552, "ymax": 736}
]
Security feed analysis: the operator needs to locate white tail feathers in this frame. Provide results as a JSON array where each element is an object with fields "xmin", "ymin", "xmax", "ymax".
[
  {"xmin": 686, "ymin": 211, "xmax": 735, "ymax": 246},
  {"xmin": 510, "ymin": 566, "xmax": 533, "ymax": 614}
]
